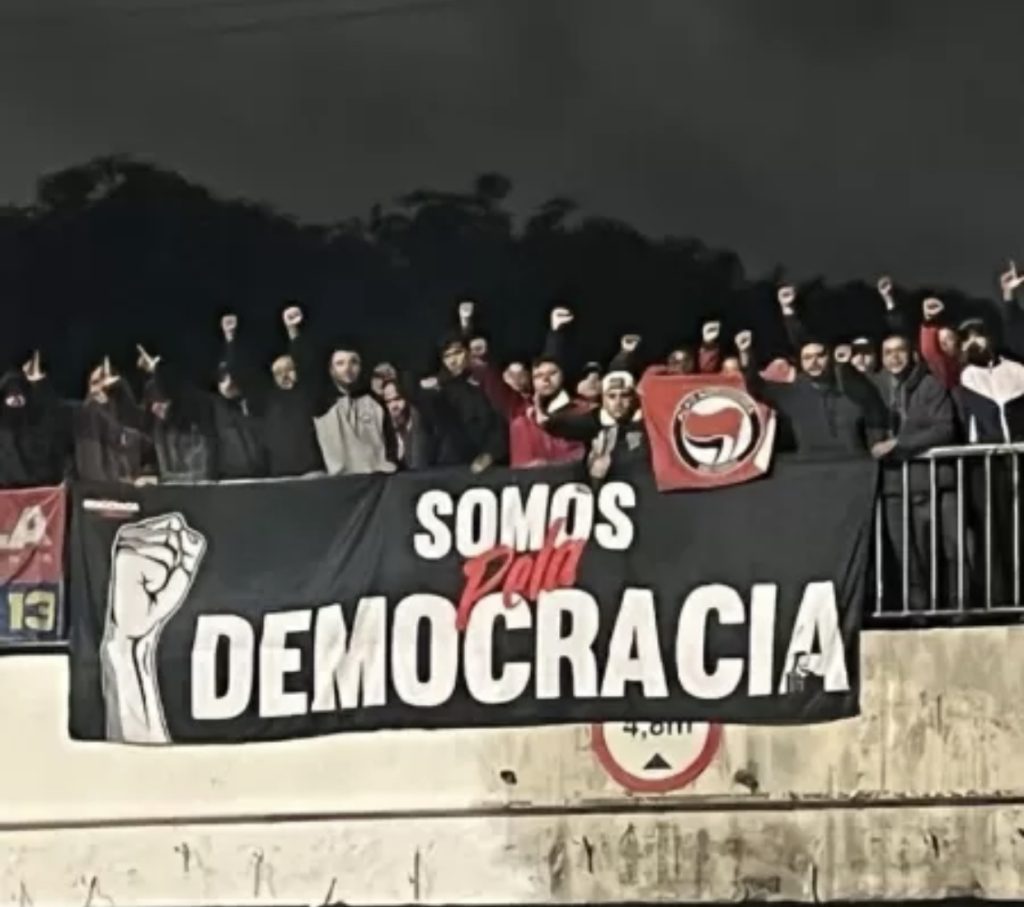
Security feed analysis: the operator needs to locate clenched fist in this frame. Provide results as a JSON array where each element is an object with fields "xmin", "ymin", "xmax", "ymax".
[
  {"xmin": 702, "ymin": 320, "xmax": 721, "ymax": 345},
  {"xmin": 109, "ymin": 514, "xmax": 206, "ymax": 641},
  {"xmin": 282, "ymin": 306, "xmax": 303, "ymax": 328},
  {"xmin": 777, "ymin": 285, "xmax": 797, "ymax": 311},
  {"xmin": 922, "ymin": 297, "xmax": 944, "ymax": 321},
  {"xmin": 458, "ymin": 300, "xmax": 475, "ymax": 324},
  {"xmin": 620, "ymin": 334, "xmax": 641, "ymax": 353},
  {"xmin": 221, "ymin": 314, "xmax": 238, "ymax": 340},
  {"xmin": 734, "ymin": 330, "xmax": 753, "ymax": 353},
  {"xmin": 550, "ymin": 307, "xmax": 574, "ymax": 331}
]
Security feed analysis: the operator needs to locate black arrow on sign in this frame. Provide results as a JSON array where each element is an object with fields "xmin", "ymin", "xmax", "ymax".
[{"xmin": 643, "ymin": 753, "xmax": 671, "ymax": 771}]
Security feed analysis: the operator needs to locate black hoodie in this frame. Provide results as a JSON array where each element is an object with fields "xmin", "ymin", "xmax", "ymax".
[{"xmin": 0, "ymin": 372, "xmax": 67, "ymax": 488}]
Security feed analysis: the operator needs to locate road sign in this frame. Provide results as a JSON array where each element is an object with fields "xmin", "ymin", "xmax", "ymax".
[{"xmin": 592, "ymin": 720, "xmax": 722, "ymax": 793}]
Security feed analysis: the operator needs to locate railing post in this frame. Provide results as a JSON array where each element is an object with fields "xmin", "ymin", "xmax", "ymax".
[
  {"xmin": 929, "ymin": 457, "xmax": 938, "ymax": 611},
  {"xmin": 957, "ymin": 456, "xmax": 965, "ymax": 612},
  {"xmin": 986, "ymin": 453, "xmax": 993, "ymax": 609}
]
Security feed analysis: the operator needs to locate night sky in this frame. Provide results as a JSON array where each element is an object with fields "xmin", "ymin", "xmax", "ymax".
[{"xmin": 1, "ymin": 0, "xmax": 1023, "ymax": 293}]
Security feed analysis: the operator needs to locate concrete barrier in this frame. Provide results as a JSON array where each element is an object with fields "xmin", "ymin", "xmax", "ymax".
[{"xmin": 3, "ymin": 625, "xmax": 1024, "ymax": 903}]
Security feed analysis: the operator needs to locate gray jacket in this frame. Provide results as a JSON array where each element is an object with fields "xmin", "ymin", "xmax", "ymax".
[{"xmin": 313, "ymin": 391, "xmax": 394, "ymax": 476}]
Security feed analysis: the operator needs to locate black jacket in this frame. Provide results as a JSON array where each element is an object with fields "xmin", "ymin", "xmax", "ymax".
[
  {"xmin": 73, "ymin": 381, "xmax": 148, "ymax": 483},
  {"xmin": 420, "ymin": 372, "xmax": 507, "ymax": 467},
  {"xmin": 745, "ymin": 363, "xmax": 888, "ymax": 458},
  {"xmin": 144, "ymin": 366, "xmax": 218, "ymax": 484},
  {"xmin": 545, "ymin": 406, "xmax": 648, "ymax": 467},
  {"xmin": 0, "ymin": 373, "xmax": 67, "ymax": 488},
  {"xmin": 240, "ymin": 333, "xmax": 323, "ymax": 478},
  {"xmin": 870, "ymin": 363, "xmax": 958, "ymax": 495},
  {"xmin": 212, "ymin": 395, "xmax": 266, "ymax": 480}
]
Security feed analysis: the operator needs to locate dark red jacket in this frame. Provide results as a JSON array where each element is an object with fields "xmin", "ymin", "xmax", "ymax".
[{"xmin": 472, "ymin": 364, "xmax": 589, "ymax": 467}]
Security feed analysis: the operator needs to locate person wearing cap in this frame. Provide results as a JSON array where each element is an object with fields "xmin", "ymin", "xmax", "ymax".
[
  {"xmin": 418, "ymin": 308, "xmax": 506, "ymax": 472},
  {"xmin": 542, "ymin": 335, "xmax": 647, "ymax": 482},
  {"xmin": 849, "ymin": 337, "xmax": 878, "ymax": 374},
  {"xmin": 954, "ymin": 317, "xmax": 1024, "ymax": 443},
  {"xmin": 954, "ymin": 311, "xmax": 1024, "ymax": 603},
  {"xmin": 736, "ymin": 330, "xmax": 887, "ymax": 458},
  {"xmin": 469, "ymin": 305, "xmax": 589, "ymax": 468}
]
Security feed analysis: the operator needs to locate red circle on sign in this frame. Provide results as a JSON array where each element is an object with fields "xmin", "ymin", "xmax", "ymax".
[{"xmin": 591, "ymin": 722, "xmax": 723, "ymax": 793}]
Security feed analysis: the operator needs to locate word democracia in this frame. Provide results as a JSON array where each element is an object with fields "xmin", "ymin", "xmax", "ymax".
[{"xmin": 186, "ymin": 582, "xmax": 849, "ymax": 720}]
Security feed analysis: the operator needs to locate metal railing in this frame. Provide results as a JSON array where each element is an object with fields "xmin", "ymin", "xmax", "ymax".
[{"xmin": 871, "ymin": 443, "xmax": 1024, "ymax": 620}]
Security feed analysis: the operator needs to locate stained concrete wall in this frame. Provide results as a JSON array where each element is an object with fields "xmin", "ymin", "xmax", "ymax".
[{"xmin": 2, "ymin": 626, "xmax": 1024, "ymax": 904}]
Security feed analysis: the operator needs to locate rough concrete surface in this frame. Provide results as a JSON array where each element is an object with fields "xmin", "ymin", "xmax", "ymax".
[{"xmin": 2, "ymin": 626, "xmax": 1024, "ymax": 903}]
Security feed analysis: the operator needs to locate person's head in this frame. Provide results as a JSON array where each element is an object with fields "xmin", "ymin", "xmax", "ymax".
[
  {"xmin": 330, "ymin": 348, "xmax": 362, "ymax": 389},
  {"xmin": 503, "ymin": 361, "xmax": 530, "ymax": 395},
  {"xmin": 721, "ymin": 356, "xmax": 741, "ymax": 375},
  {"xmin": 799, "ymin": 341, "xmax": 830, "ymax": 378},
  {"xmin": 602, "ymin": 371, "xmax": 637, "ymax": 422},
  {"xmin": 440, "ymin": 337, "xmax": 469, "ymax": 378},
  {"xmin": 216, "ymin": 363, "xmax": 240, "ymax": 400},
  {"xmin": 1, "ymin": 374, "xmax": 26, "ymax": 411},
  {"xmin": 880, "ymin": 334, "xmax": 912, "ymax": 376},
  {"xmin": 381, "ymin": 380, "xmax": 408, "ymax": 423},
  {"xmin": 666, "ymin": 347, "xmax": 696, "ymax": 375},
  {"xmin": 792, "ymin": 651, "xmax": 810, "ymax": 674},
  {"xmin": 371, "ymin": 362, "xmax": 397, "ymax": 397},
  {"xmin": 531, "ymin": 356, "xmax": 564, "ymax": 401},
  {"xmin": 959, "ymin": 319, "xmax": 993, "ymax": 366},
  {"xmin": 850, "ymin": 338, "xmax": 877, "ymax": 374},
  {"xmin": 468, "ymin": 335, "xmax": 489, "ymax": 363},
  {"xmin": 271, "ymin": 354, "xmax": 297, "ymax": 391},
  {"xmin": 938, "ymin": 326, "xmax": 960, "ymax": 358},
  {"xmin": 577, "ymin": 362, "xmax": 602, "ymax": 402}
]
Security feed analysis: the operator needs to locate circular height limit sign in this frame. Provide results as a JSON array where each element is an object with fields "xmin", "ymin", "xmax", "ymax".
[{"xmin": 592, "ymin": 721, "xmax": 722, "ymax": 793}]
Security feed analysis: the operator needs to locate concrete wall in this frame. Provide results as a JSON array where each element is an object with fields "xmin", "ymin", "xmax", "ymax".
[{"xmin": 3, "ymin": 626, "xmax": 1024, "ymax": 905}]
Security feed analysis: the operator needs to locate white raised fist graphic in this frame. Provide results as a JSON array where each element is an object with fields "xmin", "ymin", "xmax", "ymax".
[{"xmin": 101, "ymin": 513, "xmax": 207, "ymax": 744}]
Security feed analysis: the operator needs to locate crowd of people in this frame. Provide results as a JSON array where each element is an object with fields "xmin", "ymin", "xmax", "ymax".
[{"xmin": 4, "ymin": 263, "xmax": 1024, "ymax": 609}]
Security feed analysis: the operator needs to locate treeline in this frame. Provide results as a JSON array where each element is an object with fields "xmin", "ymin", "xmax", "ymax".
[{"xmin": 0, "ymin": 155, "xmax": 997, "ymax": 395}]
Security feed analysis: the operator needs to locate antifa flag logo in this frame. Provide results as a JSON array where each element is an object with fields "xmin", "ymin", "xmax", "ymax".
[
  {"xmin": 639, "ymin": 372, "xmax": 776, "ymax": 491},
  {"xmin": 674, "ymin": 387, "xmax": 762, "ymax": 474}
]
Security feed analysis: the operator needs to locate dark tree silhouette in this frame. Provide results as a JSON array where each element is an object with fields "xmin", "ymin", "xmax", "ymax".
[{"xmin": 0, "ymin": 154, "xmax": 1002, "ymax": 399}]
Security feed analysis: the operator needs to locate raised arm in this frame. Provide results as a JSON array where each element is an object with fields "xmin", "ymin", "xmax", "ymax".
[
  {"xmin": 608, "ymin": 333, "xmax": 641, "ymax": 376},
  {"xmin": 998, "ymin": 261, "xmax": 1024, "ymax": 359},
  {"xmin": 877, "ymin": 275, "xmax": 911, "ymax": 337},
  {"xmin": 736, "ymin": 330, "xmax": 784, "ymax": 407},
  {"xmin": 698, "ymin": 320, "xmax": 722, "ymax": 373},
  {"xmin": 777, "ymin": 285, "xmax": 809, "ymax": 355},
  {"xmin": 219, "ymin": 314, "xmax": 266, "ymax": 406}
]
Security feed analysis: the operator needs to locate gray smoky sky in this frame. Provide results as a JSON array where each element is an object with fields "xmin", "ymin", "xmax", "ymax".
[{"xmin": 0, "ymin": 0, "xmax": 1023, "ymax": 293}]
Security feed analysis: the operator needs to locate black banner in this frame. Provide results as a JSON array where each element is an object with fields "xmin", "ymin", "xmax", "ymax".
[{"xmin": 68, "ymin": 459, "xmax": 875, "ymax": 744}]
